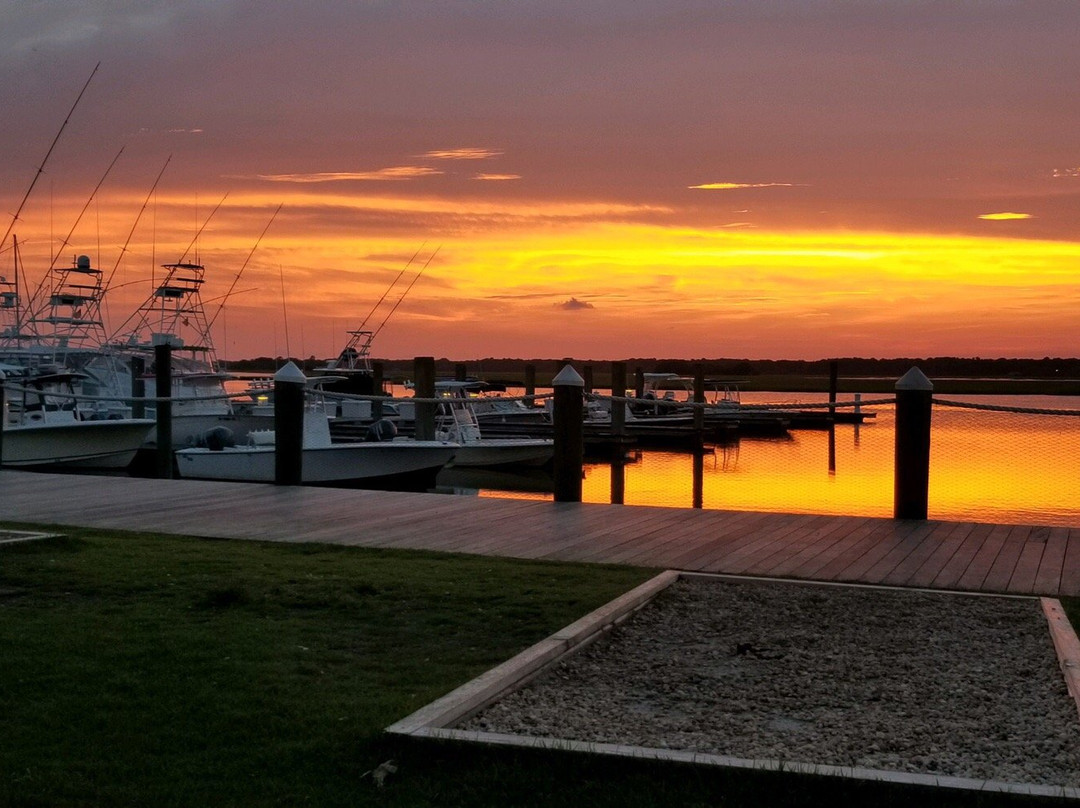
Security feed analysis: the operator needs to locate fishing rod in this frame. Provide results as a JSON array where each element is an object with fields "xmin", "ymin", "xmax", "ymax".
[
  {"xmin": 0, "ymin": 63, "xmax": 100, "ymax": 251},
  {"xmin": 24, "ymin": 145, "xmax": 125, "ymax": 317},
  {"xmin": 371, "ymin": 244, "xmax": 441, "ymax": 341},
  {"xmin": 352, "ymin": 241, "xmax": 427, "ymax": 335},
  {"xmin": 206, "ymin": 202, "xmax": 283, "ymax": 331},
  {"xmin": 174, "ymin": 192, "xmax": 229, "ymax": 267},
  {"xmin": 103, "ymin": 155, "xmax": 171, "ymax": 292}
]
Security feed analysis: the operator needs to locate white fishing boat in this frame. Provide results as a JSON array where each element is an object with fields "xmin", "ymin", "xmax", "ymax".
[
  {"xmin": 433, "ymin": 381, "xmax": 553, "ymax": 468},
  {"xmin": 1, "ymin": 368, "xmax": 155, "ymax": 469},
  {"xmin": 175, "ymin": 386, "xmax": 458, "ymax": 487}
]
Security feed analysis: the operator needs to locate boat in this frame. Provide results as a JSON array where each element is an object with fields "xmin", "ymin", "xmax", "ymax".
[
  {"xmin": 432, "ymin": 381, "xmax": 554, "ymax": 468},
  {"xmin": 174, "ymin": 383, "xmax": 459, "ymax": 488},
  {"xmin": 626, "ymin": 373, "xmax": 791, "ymax": 436},
  {"xmin": 1, "ymin": 367, "xmax": 155, "ymax": 469}
]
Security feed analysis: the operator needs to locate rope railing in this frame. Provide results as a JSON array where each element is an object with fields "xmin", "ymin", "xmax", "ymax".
[
  {"xmin": 0, "ymin": 381, "xmax": 554, "ymax": 408},
  {"xmin": 14, "ymin": 380, "xmax": 1078, "ymax": 417},
  {"xmin": 582, "ymin": 392, "xmax": 896, "ymax": 411},
  {"xmin": 932, "ymin": 398, "xmax": 1080, "ymax": 417}
]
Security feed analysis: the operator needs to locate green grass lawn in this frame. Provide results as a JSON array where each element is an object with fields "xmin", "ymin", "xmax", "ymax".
[{"xmin": 0, "ymin": 525, "xmax": 1071, "ymax": 807}]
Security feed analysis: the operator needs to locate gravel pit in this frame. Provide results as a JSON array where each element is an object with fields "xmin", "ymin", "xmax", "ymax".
[{"xmin": 460, "ymin": 576, "xmax": 1080, "ymax": 789}]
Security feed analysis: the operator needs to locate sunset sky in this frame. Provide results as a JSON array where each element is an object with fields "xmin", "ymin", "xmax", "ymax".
[{"xmin": 2, "ymin": 1, "xmax": 1078, "ymax": 362}]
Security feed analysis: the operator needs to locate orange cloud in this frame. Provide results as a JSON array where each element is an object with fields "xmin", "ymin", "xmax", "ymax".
[
  {"xmin": 473, "ymin": 173, "xmax": 521, "ymax": 181},
  {"xmin": 423, "ymin": 148, "xmax": 503, "ymax": 160}
]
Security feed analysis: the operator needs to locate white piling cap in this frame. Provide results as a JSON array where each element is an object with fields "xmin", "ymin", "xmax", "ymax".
[
  {"xmin": 552, "ymin": 364, "xmax": 585, "ymax": 387},
  {"xmin": 274, "ymin": 361, "xmax": 307, "ymax": 384},
  {"xmin": 895, "ymin": 366, "xmax": 933, "ymax": 391}
]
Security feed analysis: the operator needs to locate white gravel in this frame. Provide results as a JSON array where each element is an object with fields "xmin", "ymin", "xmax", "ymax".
[{"xmin": 461, "ymin": 576, "xmax": 1080, "ymax": 788}]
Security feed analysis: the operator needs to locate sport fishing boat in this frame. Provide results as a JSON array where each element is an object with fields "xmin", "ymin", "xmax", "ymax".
[
  {"xmin": 1, "ymin": 367, "xmax": 155, "ymax": 469},
  {"xmin": 432, "ymin": 381, "xmax": 553, "ymax": 468},
  {"xmin": 175, "ymin": 381, "xmax": 458, "ymax": 488}
]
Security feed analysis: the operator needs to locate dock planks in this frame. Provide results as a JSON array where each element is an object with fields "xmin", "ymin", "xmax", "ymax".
[{"xmin": 2, "ymin": 470, "xmax": 1078, "ymax": 597}]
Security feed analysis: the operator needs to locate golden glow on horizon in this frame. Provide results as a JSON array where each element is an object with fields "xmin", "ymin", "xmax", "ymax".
[{"xmin": 6, "ymin": 186, "xmax": 1080, "ymax": 360}]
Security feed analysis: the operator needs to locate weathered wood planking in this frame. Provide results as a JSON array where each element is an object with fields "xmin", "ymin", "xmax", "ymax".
[{"xmin": 2, "ymin": 470, "xmax": 1078, "ymax": 597}]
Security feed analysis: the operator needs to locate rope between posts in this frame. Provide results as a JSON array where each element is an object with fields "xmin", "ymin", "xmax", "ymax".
[
  {"xmin": 321, "ymin": 390, "xmax": 552, "ymax": 405},
  {"xmin": 0, "ymin": 381, "xmax": 553, "ymax": 408},
  {"xmin": 933, "ymin": 398, "xmax": 1080, "ymax": 417},
  {"xmin": 584, "ymin": 392, "xmax": 896, "ymax": 410}
]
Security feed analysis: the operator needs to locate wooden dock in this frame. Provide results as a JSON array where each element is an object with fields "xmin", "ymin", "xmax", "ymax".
[{"xmin": 2, "ymin": 469, "xmax": 1078, "ymax": 597}]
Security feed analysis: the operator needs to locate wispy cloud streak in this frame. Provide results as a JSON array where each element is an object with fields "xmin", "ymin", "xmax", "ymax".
[
  {"xmin": 689, "ymin": 182, "xmax": 801, "ymax": 190},
  {"xmin": 252, "ymin": 167, "xmax": 442, "ymax": 183}
]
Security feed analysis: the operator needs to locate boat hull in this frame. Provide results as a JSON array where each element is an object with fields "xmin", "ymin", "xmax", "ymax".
[
  {"xmin": 1, "ymin": 419, "xmax": 157, "ymax": 469},
  {"xmin": 446, "ymin": 439, "xmax": 554, "ymax": 468},
  {"xmin": 175, "ymin": 440, "xmax": 457, "ymax": 488}
]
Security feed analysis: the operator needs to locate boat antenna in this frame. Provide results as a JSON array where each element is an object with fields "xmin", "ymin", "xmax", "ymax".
[
  {"xmin": 174, "ymin": 192, "xmax": 229, "ymax": 266},
  {"xmin": 279, "ymin": 263, "xmax": 291, "ymax": 360},
  {"xmin": 206, "ymin": 202, "xmax": 283, "ymax": 331},
  {"xmin": 371, "ymin": 245, "xmax": 440, "ymax": 340},
  {"xmin": 0, "ymin": 63, "xmax": 100, "ymax": 250}
]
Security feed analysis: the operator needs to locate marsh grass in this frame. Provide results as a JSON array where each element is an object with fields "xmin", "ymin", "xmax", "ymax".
[{"xmin": 0, "ymin": 524, "xmax": 1069, "ymax": 807}]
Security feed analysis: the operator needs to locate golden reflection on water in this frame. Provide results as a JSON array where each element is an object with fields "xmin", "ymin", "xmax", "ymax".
[{"xmin": 477, "ymin": 394, "xmax": 1080, "ymax": 527}]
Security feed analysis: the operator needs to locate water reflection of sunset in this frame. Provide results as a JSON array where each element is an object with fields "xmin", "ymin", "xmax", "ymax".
[{"xmin": 482, "ymin": 396, "xmax": 1080, "ymax": 528}]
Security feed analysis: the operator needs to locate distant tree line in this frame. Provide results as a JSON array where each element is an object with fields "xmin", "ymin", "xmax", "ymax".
[{"xmin": 224, "ymin": 355, "xmax": 1080, "ymax": 380}]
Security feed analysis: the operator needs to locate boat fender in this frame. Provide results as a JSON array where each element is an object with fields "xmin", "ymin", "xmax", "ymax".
[{"xmin": 364, "ymin": 418, "xmax": 398, "ymax": 443}]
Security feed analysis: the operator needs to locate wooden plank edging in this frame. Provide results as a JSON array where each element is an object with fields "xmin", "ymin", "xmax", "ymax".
[
  {"xmin": 1042, "ymin": 597, "xmax": 1080, "ymax": 722},
  {"xmin": 386, "ymin": 569, "xmax": 680, "ymax": 735}
]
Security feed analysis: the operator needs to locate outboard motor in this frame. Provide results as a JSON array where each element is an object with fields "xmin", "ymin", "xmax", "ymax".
[
  {"xmin": 364, "ymin": 418, "xmax": 398, "ymax": 443},
  {"xmin": 198, "ymin": 426, "xmax": 236, "ymax": 451}
]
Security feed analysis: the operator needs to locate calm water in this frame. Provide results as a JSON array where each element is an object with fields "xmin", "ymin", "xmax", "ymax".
[{"xmin": 464, "ymin": 391, "xmax": 1080, "ymax": 528}]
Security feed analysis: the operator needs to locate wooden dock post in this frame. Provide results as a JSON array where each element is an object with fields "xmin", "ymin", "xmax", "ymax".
[
  {"xmin": 692, "ymin": 448, "xmax": 704, "ymax": 509},
  {"xmin": 610, "ymin": 452, "xmax": 626, "ymax": 505},
  {"xmin": 552, "ymin": 364, "xmax": 584, "ymax": 503},
  {"xmin": 524, "ymin": 364, "xmax": 536, "ymax": 399},
  {"xmin": 130, "ymin": 356, "xmax": 146, "ymax": 419},
  {"xmin": 414, "ymin": 356, "xmax": 436, "ymax": 441},
  {"xmin": 829, "ymin": 359, "xmax": 839, "ymax": 416},
  {"xmin": 154, "ymin": 344, "xmax": 173, "ymax": 479},
  {"xmin": 454, "ymin": 363, "xmax": 467, "ymax": 382},
  {"xmin": 634, "ymin": 367, "xmax": 645, "ymax": 399},
  {"xmin": 372, "ymin": 361, "xmax": 384, "ymax": 420},
  {"xmin": 693, "ymin": 364, "xmax": 705, "ymax": 434},
  {"xmin": 610, "ymin": 361, "xmax": 627, "ymax": 437},
  {"xmin": 274, "ymin": 361, "xmax": 306, "ymax": 486},
  {"xmin": 583, "ymin": 365, "xmax": 594, "ymax": 395},
  {"xmin": 894, "ymin": 367, "xmax": 933, "ymax": 519}
]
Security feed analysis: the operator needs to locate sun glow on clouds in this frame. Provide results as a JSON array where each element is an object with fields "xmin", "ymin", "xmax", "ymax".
[
  {"xmin": 978, "ymin": 212, "xmax": 1033, "ymax": 220},
  {"xmin": 473, "ymin": 173, "xmax": 521, "ymax": 181},
  {"xmin": 13, "ymin": 184, "xmax": 1080, "ymax": 360}
]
